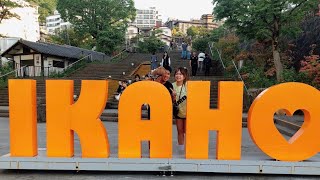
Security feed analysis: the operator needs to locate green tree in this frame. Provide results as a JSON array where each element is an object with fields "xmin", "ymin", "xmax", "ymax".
[
  {"xmin": 213, "ymin": 0, "xmax": 318, "ymax": 81},
  {"xmin": 198, "ymin": 27, "xmax": 210, "ymax": 37},
  {"xmin": 172, "ymin": 27, "xmax": 184, "ymax": 37},
  {"xmin": 28, "ymin": 0, "xmax": 58, "ymax": 24},
  {"xmin": 96, "ymin": 26, "xmax": 126, "ymax": 55},
  {"xmin": 209, "ymin": 26, "xmax": 225, "ymax": 42},
  {"xmin": 47, "ymin": 28, "xmax": 95, "ymax": 50},
  {"xmin": 0, "ymin": 0, "xmax": 21, "ymax": 24},
  {"xmin": 57, "ymin": 0, "xmax": 136, "ymax": 55},
  {"xmin": 187, "ymin": 26, "xmax": 211, "ymax": 40},
  {"xmin": 187, "ymin": 26, "xmax": 199, "ymax": 39},
  {"xmin": 138, "ymin": 35, "xmax": 165, "ymax": 53},
  {"xmin": 192, "ymin": 37, "xmax": 210, "ymax": 52}
]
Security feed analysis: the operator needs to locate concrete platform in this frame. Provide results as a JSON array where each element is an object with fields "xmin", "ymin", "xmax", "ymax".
[{"xmin": 0, "ymin": 118, "xmax": 319, "ymax": 175}]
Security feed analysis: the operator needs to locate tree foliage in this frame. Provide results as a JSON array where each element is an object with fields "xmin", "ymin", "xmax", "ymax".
[
  {"xmin": 187, "ymin": 26, "xmax": 210, "ymax": 39},
  {"xmin": 138, "ymin": 35, "xmax": 165, "ymax": 53},
  {"xmin": 57, "ymin": 0, "xmax": 136, "ymax": 55},
  {"xmin": 47, "ymin": 28, "xmax": 95, "ymax": 50},
  {"xmin": 209, "ymin": 26, "xmax": 226, "ymax": 42},
  {"xmin": 172, "ymin": 27, "xmax": 185, "ymax": 37},
  {"xmin": 192, "ymin": 37, "xmax": 209, "ymax": 52},
  {"xmin": 28, "ymin": 0, "xmax": 58, "ymax": 24},
  {"xmin": 0, "ymin": 0, "xmax": 21, "ymax": 24},
  {"xmin": 187, "ymin": 26, "xmax": 199, "ymax": 38},
  {"xmin": 213, "ymin": 0, "xmax": 319, "ymax": 81},
  {"xmin": 291, "ymin": 16, "xmax": 320, "ymax": 70}
]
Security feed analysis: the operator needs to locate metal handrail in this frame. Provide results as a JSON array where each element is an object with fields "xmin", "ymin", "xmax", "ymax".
[
  {"xmin": 64, "ymin": 54, "xmax": 92, "ymax": 70},
  {"xmin": 0, "ymin": 65, "xmax": 27, "ymax": 78},
  {"xmin": 110, "ymin": 49, "xmax": 127, "ymax": 62},
  {"xmin": 209, "ymin": 42, "xmax": 226, "ymax": 69},
  {"xmin": 208, "ymin": 42, "xmax": 251, "ymax": 96},
  {"xmin": 231, "ymin": 60, "xmax": 251, "ymax": 96}
]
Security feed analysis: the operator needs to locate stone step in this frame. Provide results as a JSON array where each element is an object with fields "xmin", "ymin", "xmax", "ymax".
[
  {"xmin": 274, "ymin": 117, "xmax": 301, "ymax": 132},
  {"xmin": 0, "ymin": 112, "xmax": 9, "ymax": 117},
  {"xmin": 275, "ymin": 124, "xmax": 298, "ymax": 137}
]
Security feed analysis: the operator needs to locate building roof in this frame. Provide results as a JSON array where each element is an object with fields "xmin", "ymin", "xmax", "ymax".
[
  {"xmin": 1, "ymin": 39, "xmax": 109, "ymax": 61},
  {"xmin": 174, "ymin": 20, "xmax": 217, "ymax": 26}
]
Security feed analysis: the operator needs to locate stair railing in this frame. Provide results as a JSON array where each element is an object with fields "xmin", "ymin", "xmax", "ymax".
[
  {"xmin": 208, "ymin": 42, "xmax": 251, "ymax": 97},
  {"xmin": 0, "ymin": 65, "xmax": 27, "ymax": 78},
  {"xmin": 208, "ymin": 42, "xmax": 226, "ymax": 69},
  {"xmin": 0, "ymin": 65, "xmax": 27, "ymax": 88},
  {"xmin": 231, "ymin": 60, "xmax": 251, "ymax": 96},
  {"xmin": 64, "ymin": 54, "xmax": 92, "ymax": 70},
  {"xmin": 110, "ymin": 49, "xmax": 128, "ymax": 62},
  {"xmin": 48, "ymin": 54, "xmax": 93, "ymax": 78},
  {"xmin": 209, "ymin": 42, "xmax": 253, "ymax": 111}
]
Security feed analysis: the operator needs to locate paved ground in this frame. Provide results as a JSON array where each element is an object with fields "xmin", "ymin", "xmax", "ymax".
[{"xmin": 0, "ymin": 117, "xmax": 318, "ymax": 179}]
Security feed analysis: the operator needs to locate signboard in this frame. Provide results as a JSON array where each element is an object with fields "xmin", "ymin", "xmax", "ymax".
[{"xmin": 4, "ymin": 80, "xmax": 320, "ymax": 174}]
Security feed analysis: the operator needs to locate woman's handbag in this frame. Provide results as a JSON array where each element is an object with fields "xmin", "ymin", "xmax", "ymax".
[
  {"xmin": 172, "ymin": 85, "xmax": 183, "ymax": 118},
  {"xmin": 173, "ymin": 103, "xmax": 179, "ymax": 117}
]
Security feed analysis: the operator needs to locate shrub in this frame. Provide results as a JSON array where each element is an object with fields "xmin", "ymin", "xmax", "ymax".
[{"xmin": 299, "ymin": 55, "xmax": 320, "ymax": 88}]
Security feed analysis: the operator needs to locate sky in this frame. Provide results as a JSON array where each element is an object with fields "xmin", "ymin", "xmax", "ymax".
[{"xmin": 133, "ymin": 0, "xmax": 214, "ymax": 21}]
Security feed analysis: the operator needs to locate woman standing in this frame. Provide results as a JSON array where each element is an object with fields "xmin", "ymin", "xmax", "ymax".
[
  {"xmin": 161, "ymin": 51, "xmax": 171, "ymax": 72},
  {"xmin": 189, "ymin": 52, "xmax": 198, "ymax": 77},
  {"xmin": 172, "ymin": 67, "xmax": 189, "ymax": 152},
  {"xmin": 150, "ymin": 52, "xmax": 158, "ymax": 71},
  {"xmin": 187, "ymin": 44, "xmax": 192, "ymax": 60}
]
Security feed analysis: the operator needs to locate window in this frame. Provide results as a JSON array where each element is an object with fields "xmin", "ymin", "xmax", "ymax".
[
  {"xmin": 144, "ymin": 20, "xmax": 149, "ymax": 24},
  {"xmin": 23, "ymin": 47, "xmax": 30, "ymax": 53},
  {"xmin": 53, "ymin": 60, "xmax": 64, "ymax": 68},
  {"xmin": 137, "ymin": 20, "xmax": 143, "ymax": 24},
  {"xmin": 150, "ymin": 20, "xmax": 155, "ymax": 24},
  {"xmin": 144, "ymin": 15, "xmax": 149, "ymax": 19},
  {"xmin": 20, "ymin": 60, "xmax": 34, "ymax": 66}
]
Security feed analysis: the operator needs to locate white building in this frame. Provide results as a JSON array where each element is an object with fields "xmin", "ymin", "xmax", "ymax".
[
  {"xmin": 130, "ymin": 7, "xmax": 162, "ymax": 28},
  {"xmin": 126, "ymin": 26, "xmax": 139, "ymax": 40},
  {"xmin": 0, "ymin": 38, "xmax": 19, "ymax": 65},
  {"xmin": 1, "ymin": 39, "xmax": 108, "ymax": 77},
  {"xmin": 155, "ymin": 27, "xmax": 172, "ymax": 47},
  {"xmin": 46, "ymin": 10, "xmax": 71, "ymax": 35},
  {"xmin": 125, "ymin": 26, "xmax": 139, "ymax": 51},
  {"xmin": 0, "ymin": 0, "xmax": 40, "ymax": 42}
]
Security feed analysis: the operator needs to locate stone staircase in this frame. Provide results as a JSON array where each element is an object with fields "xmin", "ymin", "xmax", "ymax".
[
  {"xmin": 0, "ymin": 51, "xmax": 244, "ymax": 123},
  {"xmin": 104, "ymin": 51, "xmax": 236, "ymax": 121},
  {"xmin": 0, "ymin": 53, "xmax": 165, "ymax": 120}
]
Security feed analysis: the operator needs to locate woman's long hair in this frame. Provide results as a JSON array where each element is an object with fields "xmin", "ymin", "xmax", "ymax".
[
  {"xmin": 163, "ymin": 51, "xmax": 169, "ymax": 59},
  {"xmin": 174, "ymin": 67, "xmax": 189, "ymax": 84}
]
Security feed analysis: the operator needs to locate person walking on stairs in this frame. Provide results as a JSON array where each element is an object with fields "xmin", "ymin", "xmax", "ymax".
[
  {"xmin": 198, "ymin": 52, "xmax": 205, "ymax": 72},
  {"xmin": 181, "ymin": 41, "xmax": 188, "ymax": 60},
  {"xmin": 150, "ymin": 52, "xmax": 158, "ymax": 71},
  {"xmin": 204, "ymin": 53, "xmax": 212, "ymax": 76},
  {"xmin": 189, "ymin": 52, "xmax": 198, "ymax": 77}
]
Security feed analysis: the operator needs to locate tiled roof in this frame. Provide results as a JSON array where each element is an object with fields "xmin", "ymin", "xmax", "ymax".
[{"xmin": 1, "ymin": 39, "xmax": 110, "ymax": 61}]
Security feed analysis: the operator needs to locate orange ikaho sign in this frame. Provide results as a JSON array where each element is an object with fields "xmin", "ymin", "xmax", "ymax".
[{"xmin": 8, "ymin": 80, "xmax": 319, "ymax": 162}]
